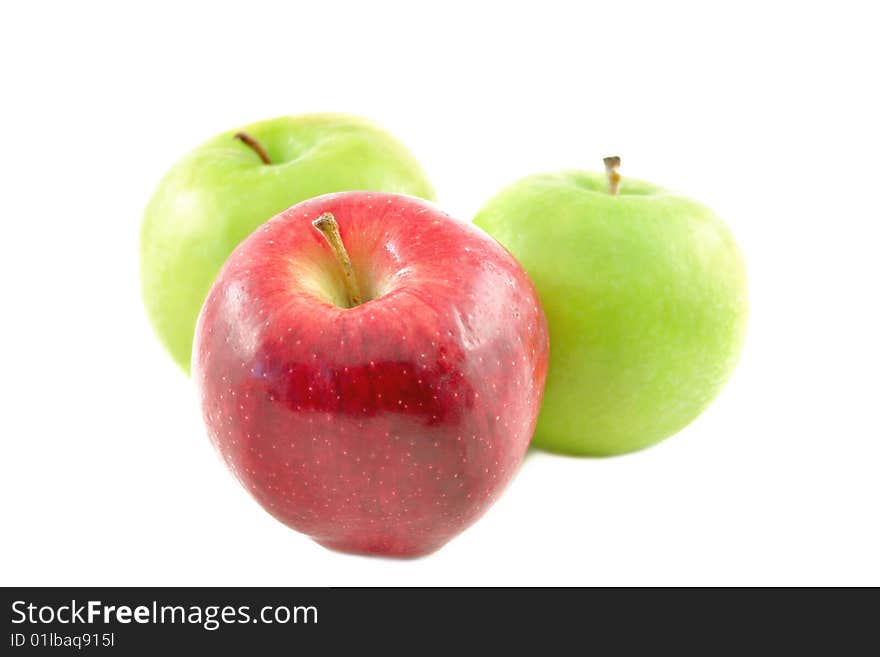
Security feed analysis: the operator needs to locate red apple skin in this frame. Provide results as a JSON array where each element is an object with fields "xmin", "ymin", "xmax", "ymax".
[{"xmin": 192, "ymin": 192, "xmax": 549, "ymax": 557}]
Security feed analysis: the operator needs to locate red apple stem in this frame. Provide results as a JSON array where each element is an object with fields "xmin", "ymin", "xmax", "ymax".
[
  {"xmin": 312, "ymin": 213, "xmax": 363, "ymax": 307},
  {"xmin": 234, "ymin": 132, "xmax": 272, "ymax": 165},
  {"xmin": 604, "ymin": 156, "xmax": 621, "ymax": 196}
]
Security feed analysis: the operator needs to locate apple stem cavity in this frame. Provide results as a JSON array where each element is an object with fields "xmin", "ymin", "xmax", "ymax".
[
  {"xmin": 312, "ymin": 213, "xmax": 363, "ymax": 307},
  {"xmin": 603, "ymin": 156, "xmax": 621, "ymax": 196},
  {"xmin": 234, "ymin": 132, "xmax": 273, "ymax": 165}
]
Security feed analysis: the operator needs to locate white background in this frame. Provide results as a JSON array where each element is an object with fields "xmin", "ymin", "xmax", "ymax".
[{"xmin": 2, "ymin": 1, "xmax": 878, "ymax": 586}]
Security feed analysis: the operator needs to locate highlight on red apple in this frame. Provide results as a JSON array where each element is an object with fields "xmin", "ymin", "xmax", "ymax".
[{"xmin": 192, "ymin": 192, "xmax": 550, "ymax": 557}]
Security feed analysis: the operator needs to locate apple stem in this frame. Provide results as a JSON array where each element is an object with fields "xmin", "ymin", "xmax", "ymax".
[
  {"xmin": 234, "ymin": 132, "xmax": 272, "ymax": 165},
  {"xmin": 604, "ymin": 156, "xmax": 621, "ymax": 196},
  {"xmin": 312, "ymin": 213, "xmax": 363, "ymax": 307}
]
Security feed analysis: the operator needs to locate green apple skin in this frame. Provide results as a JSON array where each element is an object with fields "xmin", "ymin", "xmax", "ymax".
[
  {"xmin": 141, "ymin": 113, "xmax": 435, "ymax": 372},
  {"xmin": 474, "ymin": 171, "xmax": 747, "ymax": 456}
]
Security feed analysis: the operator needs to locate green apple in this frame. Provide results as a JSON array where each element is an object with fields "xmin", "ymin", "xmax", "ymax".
[
  {"xmin": 140, "ymin": 113, "xmax": 435, "ymax": 372},
  {"xmin": 474, "ymin": 159, "xmax": 748, "ymax": 456}
]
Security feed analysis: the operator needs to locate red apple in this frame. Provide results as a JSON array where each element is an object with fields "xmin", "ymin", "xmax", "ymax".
[{"xmin": 193, "ymin": 192, "xmax": 549, "ymax": 557}]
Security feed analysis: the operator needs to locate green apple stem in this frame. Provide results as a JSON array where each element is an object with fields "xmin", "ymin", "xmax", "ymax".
[
  {"xmin": 234, "ymin": 132, "xmax": 272, "ymax": 165},
  {"xmin": 312, "ymin": 213, "xmax": 363, "ymax": 307},
  {"xmin": 604, "ymin": 156, "xmax": 621, "ymax": 196}
]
